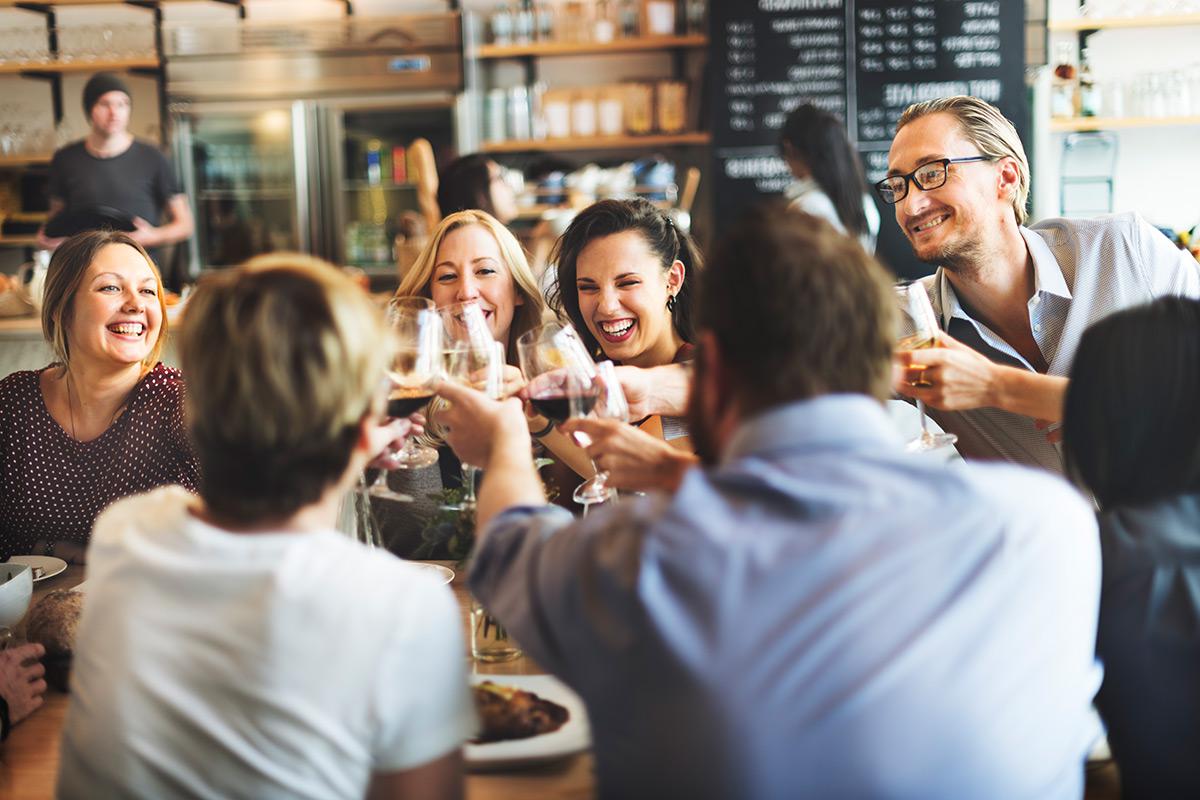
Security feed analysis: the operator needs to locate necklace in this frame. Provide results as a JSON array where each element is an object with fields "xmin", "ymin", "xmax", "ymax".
[{"xmin": 64, "ymin": 371, "xmax": 129, "ymax": 442}]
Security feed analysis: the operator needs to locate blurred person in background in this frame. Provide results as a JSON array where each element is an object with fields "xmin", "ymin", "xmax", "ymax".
[
  {"xmin": 780, "ymin": 103, "xmax": 880, "ymax": 252},
  {"xmin": 38, "ymin": 73, "xmax": 193, "ymax": 285},
  {"xmin": 58, "ymin": 254, "xmax": 471, "ymax": 800},
  {"xmin": 0, "ymin": 230, "xmax": 197, "ymax": 563},
  {"xmin": 436, "ymin": 154, "xmax": 518, "ymax": 225},
  {"xmin": 1063, "ymin": 296, "xmax": 1200, "ymax": 800},
  {"xmin": 885, "ymin": 95, "xmax": 1200, "ymax": 473},
  {"xmin": 437, "ymin": 205, "xmax": 1101, "ymax": 800}
]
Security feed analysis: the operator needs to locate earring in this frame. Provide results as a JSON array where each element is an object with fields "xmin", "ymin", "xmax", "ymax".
[{"xmin": 666, "ymin": 295, "xmax": 677, "ymax": 312}]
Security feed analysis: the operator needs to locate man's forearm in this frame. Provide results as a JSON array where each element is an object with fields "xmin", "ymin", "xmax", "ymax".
[
  {"xmin": 476, "ymin": 433, "xmax": 545, "ymax": 542},
  {"xmin": 991, "ymin": 367, "xmax": 1068, "ymax": 421},
  {"xmin": 645, "ymin": 364, "xmax": 691, "ymax": 416}
]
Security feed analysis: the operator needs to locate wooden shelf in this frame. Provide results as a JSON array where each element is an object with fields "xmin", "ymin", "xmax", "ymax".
[
  {"xmin": 1050, "ymin": 115, "xmax": 1200, "ymax": 132},
  {"xmin": 0, "ymin": 154, "xmax": 53, "ymax": 167},
  {"xmin": 477, "ymin": 34, "xmax": 707, "ymax": 59},
  {"xmin": 482, "ymin": 131, "xmax": 710, "ymax": 153},
  {"xmin": 1047, "ymin": 13, "xmax": 1200, "ymax": 31},
  {"xmin": 0, "ymin": 58, "xmax": 159, "ymax": 75}
]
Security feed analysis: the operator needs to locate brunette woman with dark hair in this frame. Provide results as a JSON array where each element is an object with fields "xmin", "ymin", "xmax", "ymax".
[
  {"xmin": 1062, "ymin": 296, "xmax": 1200, "ymax": 799},
  {"xmin": 780, "ymin": 104, "xmax": 880, "ymax": 252},
  {"xmin": 548, "ymin": 198, "xmax": 699, "ymax": 368}
]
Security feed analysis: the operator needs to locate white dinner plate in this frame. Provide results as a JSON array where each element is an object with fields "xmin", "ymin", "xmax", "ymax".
[
  {"xmin": 406, "ymin": 562, "xmax": 454, "ymax": 585},
  {"xmin": 7, "ymin": 555, "xmax": 68, "ymax": 583},
  {"xmin": 466, "ymin": 674, "xmax": 592, "ymax": 771}
]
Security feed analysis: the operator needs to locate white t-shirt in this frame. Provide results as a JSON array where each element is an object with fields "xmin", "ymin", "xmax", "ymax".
[{"xmin": 58, "ymin": 486, "xmax": 475, "ymax": 800}]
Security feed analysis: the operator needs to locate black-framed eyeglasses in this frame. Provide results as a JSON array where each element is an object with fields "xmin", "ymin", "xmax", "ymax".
[{"xmin": 874, "ymin": 156, "xmax": 995, "ymax": 204}]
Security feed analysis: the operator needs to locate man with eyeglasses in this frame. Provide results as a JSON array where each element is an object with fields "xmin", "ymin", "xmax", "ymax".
[{"xmin": 882, "ymin": 95, "xmax": 1200, "ymax": 473}]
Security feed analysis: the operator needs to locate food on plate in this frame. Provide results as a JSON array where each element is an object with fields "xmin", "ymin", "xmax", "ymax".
[
  {"xmin": 472, "ymin": 680, "xmax": 570, "ymax": 743},
  {"xmin": 25, "ymin": 588, "xmax": 83, "ymax": 691}
]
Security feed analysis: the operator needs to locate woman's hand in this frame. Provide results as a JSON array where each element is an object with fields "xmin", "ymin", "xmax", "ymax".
[
  {"xmin": 499, "ymin": 364, "xmax": 525, "ymax": 399},
  {"xmin": 368, "ymin": 414, "xmax": 424, "ymax": 470},
  {"xmin": 559, "ymin": 418, "xmax": 698, "ymax": 493},
  {"xmin": 0, "ymin": 643, "xmax": 47, "ymax": 728}
]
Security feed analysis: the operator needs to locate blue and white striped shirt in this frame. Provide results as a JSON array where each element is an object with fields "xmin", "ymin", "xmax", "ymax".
[{"xmin": 923, "ymin": 212, "xmax": 1200, "ymax": 472}]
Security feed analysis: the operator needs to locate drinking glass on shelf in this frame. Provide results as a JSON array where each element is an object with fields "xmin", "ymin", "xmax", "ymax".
[
  {"xmin": 895, "ymin": 282, "xmax": 958, "ymax": 453},
  {"xmin": 362, "ymin": 297, "xmax": 442, "ymax": 502},
  {"xmin": 440, "ymin": 301, "xmax": 505, "ymax": 510}
]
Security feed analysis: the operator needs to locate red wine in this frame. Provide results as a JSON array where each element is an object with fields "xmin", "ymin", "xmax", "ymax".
[
  {"xmin": 531, "ymin": 392, "xmax": 598, "ymax": 424},
  {"xmin": 388, "ymin": 392, "xmax": 433, "ymax": 418}
]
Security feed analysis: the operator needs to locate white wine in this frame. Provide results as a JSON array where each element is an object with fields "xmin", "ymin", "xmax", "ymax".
[{"xmin": 897, "ymin": 334, "xmax": 936, "ymax": 351}]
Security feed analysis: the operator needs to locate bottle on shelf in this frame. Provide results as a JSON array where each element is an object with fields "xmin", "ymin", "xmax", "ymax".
[
  {"xmin": 514, "ymin": 1, "xmax": 535, "ymax": 45},
  {"xmin": 619, "ymin": 0, "xmax": 639, "ymax": 38},
  {"xmin": 535, "ymin": 2, "xmax": 554, "ymax": 42},
  {"xmin": 686, "ymin": 0, "xmax": 707, "ymax": 36},
  {"xmin": 490, "ymin": 4, "xmax": 514, "ymax": 45},
  {"xmin": 594, "ymin": 0, "xmax": 616, "ymax": 43},
  {"xmin": 1051, "ymin": 40, "xmax": 1079, "ymax": 118},
  {"xmin": 1078, "ymin": 47, "xmax": 1099, "ymax": 117}
]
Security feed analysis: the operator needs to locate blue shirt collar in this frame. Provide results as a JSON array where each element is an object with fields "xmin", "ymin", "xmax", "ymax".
[{"xmin": 722, "ymin": 394, "xmax": 903, "ymax": 465}]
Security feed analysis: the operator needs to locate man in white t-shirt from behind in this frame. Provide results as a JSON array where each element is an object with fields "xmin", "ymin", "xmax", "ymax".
[{"xmin": 58, "ymin": 254, "xmax": 474, "ymax": 800}]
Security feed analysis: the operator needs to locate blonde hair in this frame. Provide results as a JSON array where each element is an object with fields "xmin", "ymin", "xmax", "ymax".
[
  {"xmin": 896, "ymin": 95, "xmax": 1030, "ymax": 225},
  {"xmin": 41, "ymin": 230, "xmax": 168, "ymax": 373},
  {"xmin": 180, "ymin": 253, "xmax": 390, "ymax": 523},
  {"xmin": 396, "ymin": 209, "xmax": 548, "ymax": 362}
]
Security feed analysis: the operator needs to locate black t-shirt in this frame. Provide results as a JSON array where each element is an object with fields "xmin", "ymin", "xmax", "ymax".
[{"xmin": 48, "ymin": 139, "xmax": 180, "ymax": 227}]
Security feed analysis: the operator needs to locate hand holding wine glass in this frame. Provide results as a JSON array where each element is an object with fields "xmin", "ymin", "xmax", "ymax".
[
  {"xmin": 363, "ymin": 297, "xmax": 442, "ymax": 502},
  {"xmin": 894, "ymin": 282, "xmax": 958, "ymax": 453},
  {"xmin": 440, "ymin": 301, "xmax": 504, "ymax": 510}
]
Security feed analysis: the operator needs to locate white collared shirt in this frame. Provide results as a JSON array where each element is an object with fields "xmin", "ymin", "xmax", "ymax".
[{"xmin": 923, "ymin": 212, "xmax": 1200, "ymax": 472}]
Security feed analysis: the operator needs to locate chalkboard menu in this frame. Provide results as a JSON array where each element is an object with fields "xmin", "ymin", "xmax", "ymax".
[{"xmin": 710, "ymin": 0, "xmax": 1027, "ymax": 278}]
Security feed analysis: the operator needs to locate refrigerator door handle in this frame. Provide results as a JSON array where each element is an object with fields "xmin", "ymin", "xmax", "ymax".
[{"xmin": 291, "ymin": 100, "xmax": 312, "ymax": 255}]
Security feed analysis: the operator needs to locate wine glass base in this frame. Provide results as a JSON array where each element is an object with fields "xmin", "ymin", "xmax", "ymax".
[
  {"xmin": 390, "ymin": 445, "xmax": 440, "ymax": 470},
  {"xmin": 573, "ymin": 482, "xmax": 615, "ymax": 506},
  {"xmin": 364, "ymin": 487, "xmax": 414, "ymax": 503},
  {"xmin": 905, "ymin": 432, "xmax": 959, "ymax": 453}
]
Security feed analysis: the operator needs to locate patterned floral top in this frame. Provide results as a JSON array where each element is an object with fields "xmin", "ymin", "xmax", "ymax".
[{"xmin": 0, "ymin": 362, "xmax": 198, "ymax": 558}]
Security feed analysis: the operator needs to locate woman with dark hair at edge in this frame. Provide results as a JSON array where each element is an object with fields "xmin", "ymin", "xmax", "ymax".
[
  {"xmin": 1061, "ymin": 296, "xmax": 1200, "ymax": 800},
  {"xmin": 436, "ymin": 154, "xmax": 519, "ymax": 225},
  {"xmin": 780, "ymin": 103, "xmax": 880, "ymax": 252}
]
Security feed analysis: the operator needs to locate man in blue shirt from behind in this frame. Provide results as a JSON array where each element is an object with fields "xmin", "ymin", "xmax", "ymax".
[{"xmin": 438, "ymin": 206, "xmax": 1102, "ymax": 800}]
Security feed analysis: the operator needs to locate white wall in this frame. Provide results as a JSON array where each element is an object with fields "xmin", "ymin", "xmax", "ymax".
[{"xmin": 1039, "ymin": 21, "xmax": 1200, "ymax": 232}]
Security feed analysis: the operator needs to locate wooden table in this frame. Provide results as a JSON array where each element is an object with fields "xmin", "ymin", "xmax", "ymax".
[{"xmin": 0, "ymin": 563, "xmax": 595, "ymax": 800}]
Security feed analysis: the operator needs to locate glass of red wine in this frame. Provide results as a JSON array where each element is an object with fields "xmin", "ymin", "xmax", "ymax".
[
  {"xmin": 364, "ymin": 297, "xmax": 443, "ymax": 502},
  {"xmin": 569, "ymin": 359, "xmax": 629, "ymax": 506},
  {"xmin": 517, "ymin": 323, "xmax": 608, "ymax": 507}
]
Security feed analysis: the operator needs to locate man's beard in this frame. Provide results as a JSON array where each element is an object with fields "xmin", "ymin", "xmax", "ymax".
[
  {"xmin": 909, "ymin": 217, "xmax": 988, "ymax": 276},
  {"xmin": 685, "ymin": 360, "xmax": 721, "ymax": 467}
]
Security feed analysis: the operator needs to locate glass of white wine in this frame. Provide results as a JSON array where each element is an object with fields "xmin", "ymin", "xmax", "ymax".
[
  {"xmin": 384, "ymin": 297, "xmax": 443, "ymax": 471},
  {"xmin": 895, "ymin": 282, "xmax": 958, "ymax": 453}
]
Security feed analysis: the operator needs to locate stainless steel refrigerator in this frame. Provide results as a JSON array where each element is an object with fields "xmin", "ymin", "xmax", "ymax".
[{"xmin": 164, "ymin": 12, "xmax": 463, "ymax": 277}]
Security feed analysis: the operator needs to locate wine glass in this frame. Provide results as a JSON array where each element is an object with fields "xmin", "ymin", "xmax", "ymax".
[
  {"xmin": 440, "ymin": 301, "xmax": 505, "ymax": 510},
  {"xmin": 570, "ymin": 359, "xmax": 629, "ymax": 507},
  {"xmin": 895, "ymin": 282, "xmax": 958, "ymax": 453},
  {"xmin": 362, "ymin": 297, "xmax": 442, "ymax": 502},
  {"xmin": 385, "ymin": 297, "xmax": 443, "ymax": 470},
  {"xmin": 517, "ymin": 323, "xmax": 611, "ymax": 509}
]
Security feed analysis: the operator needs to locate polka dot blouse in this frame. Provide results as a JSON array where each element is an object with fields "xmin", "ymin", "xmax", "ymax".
[{"xmin": 0, "ymin": 362, "xmax": 199, "ymax": 559}]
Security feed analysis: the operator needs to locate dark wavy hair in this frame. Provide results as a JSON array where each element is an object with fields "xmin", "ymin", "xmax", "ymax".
[
  {"xmin": 780, "ymin": 104, "xmax": 869, "ymax": 239},
  {"xmin": 436, "ymin": 154, "xmax": 496, "ymax": 219},
  {"xmin": 1063, "ymin": 296, "xmax": 1200, "ymax": 510},
  {"xmin": 547, "ymin": 198, "xmax": 701, "ymax": 360}
]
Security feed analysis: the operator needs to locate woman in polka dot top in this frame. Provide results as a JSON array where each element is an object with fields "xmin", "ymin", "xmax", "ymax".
[{"xmin": 0, "ymin": 230, "xmax": 198, "ymax": 563}]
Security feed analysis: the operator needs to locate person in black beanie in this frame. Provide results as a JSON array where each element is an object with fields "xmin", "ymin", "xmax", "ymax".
[{"xmin": 38, "ymin": 72, "xmax": 193, "ymax": 280}]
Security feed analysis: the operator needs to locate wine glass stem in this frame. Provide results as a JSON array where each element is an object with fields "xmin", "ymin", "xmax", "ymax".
[
  {"xmin": 368, "ymin": 468, "xmax": 390, "ymax": 492},
  {"xmin": 462, "ymin": 465, "xmax": 479, "ymax": 505}
]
